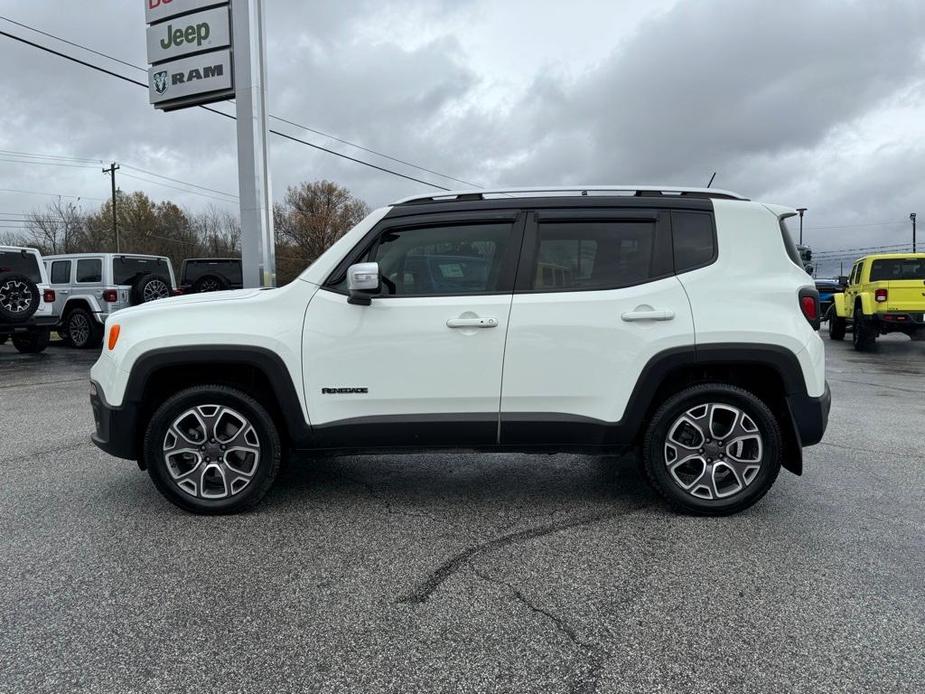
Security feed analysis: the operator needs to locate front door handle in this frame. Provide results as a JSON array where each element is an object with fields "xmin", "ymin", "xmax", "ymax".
[
  {"xmin": 621, "ymin": 309, "xmax": 675, "ymax": 322},
  {"xmin": 447, "ymin": 317, "xmax": 498, "ymax": 328}
]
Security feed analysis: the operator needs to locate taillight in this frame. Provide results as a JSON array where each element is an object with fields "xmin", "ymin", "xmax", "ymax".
[
  {"xmin": 875, "ymin": 288, "xmax": 888, "ymax": 303},
  {"xmin": 43, "ymin": 289, "xmax": 55, "ymax": 303},
  {"xmin": 798, "ymin": 288, "xmax": 820, "ymax": 330},
  {"xmin": 102, "ymin": 289, "xmax": 118, "ymax": 302},
  {"xmin": 800, "ymin": 295, "xmax": 818, "ymax": 321}
]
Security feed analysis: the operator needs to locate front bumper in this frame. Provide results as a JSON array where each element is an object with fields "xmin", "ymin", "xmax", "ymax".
[
  {"xmin": 90, "ymin": 381, "xmax": 139, "ymax": 461},
  {"xmin": 787, "ymin": 381, "xmax": 831, "ymax": 447}
]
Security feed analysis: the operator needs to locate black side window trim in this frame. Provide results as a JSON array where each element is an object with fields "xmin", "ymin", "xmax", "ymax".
[
  {"xmin": 513, "ymin": 210, "xmax": 674, "ymax": 293},
  {"xmin": 669, "ymin": 209, "xmax": 719, "ymax": 275},
  {"xmin": 323, "ymin": 211, "xmax": 526, "ymax": 297}
]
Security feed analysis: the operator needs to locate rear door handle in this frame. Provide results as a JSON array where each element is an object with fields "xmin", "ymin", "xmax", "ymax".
[
  {"xmin": 621, "ymin": 309, "xmax": 675, "ymax": 322},
  {"xmin": 447, "ymin": 317, "xmax": 498, "ymax": 328}
]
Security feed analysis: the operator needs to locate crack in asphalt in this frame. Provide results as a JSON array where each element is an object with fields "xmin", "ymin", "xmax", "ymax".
[
  {"xmin": 0, "ymin": 439, "xmax": 90, "ymax": 466},
  {"xmin": 473, "ymin": 566, "xmax": 606, "ymax": 694},
  {"xmin": 397, "ymin": 504, "xmax": 648, "ymax": 605}
]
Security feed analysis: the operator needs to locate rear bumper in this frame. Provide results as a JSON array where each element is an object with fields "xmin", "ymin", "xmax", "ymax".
[
  {"xmin": 787, "ymin": 381, "xmax": 831, "ymax": 447},
  {"xmin": 874, "ymin": 312, "xmax": 925, "ymax": 328},
  {"xmin": 0, "ymin": 316, "xmax": 57, "ymax": 333},
  {"xmin": 90, "ymin": 381, "xmax": 139, "ymax": 461}
]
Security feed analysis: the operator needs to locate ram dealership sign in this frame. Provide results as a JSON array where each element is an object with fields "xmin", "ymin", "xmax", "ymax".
[{"xmin": 146, "ymin": 0, "xmax": 234, "ymax": 110}]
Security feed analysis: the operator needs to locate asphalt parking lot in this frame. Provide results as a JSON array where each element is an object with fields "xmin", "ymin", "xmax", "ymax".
[{"xmin": 1, "ymin": 336, "xmax": 923, "ymax": 694}]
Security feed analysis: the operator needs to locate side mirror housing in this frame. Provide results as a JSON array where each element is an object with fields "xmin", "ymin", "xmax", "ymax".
[{"xmin": 347, "ymin": 262, "xmax": 380, "ymax": 306}]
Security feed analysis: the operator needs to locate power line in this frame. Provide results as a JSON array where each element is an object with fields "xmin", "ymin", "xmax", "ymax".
[
  {"xmin": 121, "ymin": 164, "xmax": 238, "ymax": 199},
  {"xmin": 0, "ymin": 148, "xmax": 102, "ymax": 164},
  {"xmin": 0, "ymin": 156, "xmax": 98, "ymax": 170},
  {"xmin": 805, "ymin": 220, "xmax": 907, "ymax": 230},
  {"xmin": 0, "ymin": 187, "xmax": 105, "ymax": 201},
  {"xmin": 0, "ymin": 22, "xmax": 456, "ymax": 191},
  {"xmin": 119, "ymin": 172, "xmax": 239, "ymax": 205}
]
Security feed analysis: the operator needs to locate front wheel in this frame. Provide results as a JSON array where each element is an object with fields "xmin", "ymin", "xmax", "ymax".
[
  {"xmin": 143, "ymin": 385, "xmax": 282, "ymax": 514},
  {"xmin": 642, "ymin": 384, "xmax": 782, "ymax": 515}
]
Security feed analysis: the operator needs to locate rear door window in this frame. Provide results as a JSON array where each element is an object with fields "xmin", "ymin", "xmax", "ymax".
[
  {"xmin": 113, "ymin": 257, "xmax": 168, "ymax": 285},
  {"xmin": 184, "ymin": 260, "xmax": 242, "ymax": 283},
  {"xmin": 50, "ymin": 260, "xmax": 71, "ymax": 284},
  {"xmin": 528, "ymin": 220, "xmax": 659, "ymax": 291},
  {"xmin": 76, "ymin": 259, "xmax": 102, "ymax": 283},
  {"xmin": 0, "ymin": 250, "xmax": 42, "ymax": 282}
]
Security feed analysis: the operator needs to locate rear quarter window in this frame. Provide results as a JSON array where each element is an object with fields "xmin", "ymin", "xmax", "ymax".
[
  {"xmin": 0, "ymin": 250, "xmax": 42, "ymax": 282},
  {"xmin": 671, "ymin": 211, "xmax": 716, "ymax": 272},
  {"xmin": 113, "ymin": 257, "xmax": 169, "ymax": 285}
]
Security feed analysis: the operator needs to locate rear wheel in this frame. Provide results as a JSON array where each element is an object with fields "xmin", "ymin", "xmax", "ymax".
[
  {"xmin": 143, "ymin": 385, "xmax": 282, "ymax": 515},
  {"xmin": 642, "ymin": 383, "xmax": 782, "ymax": 515},
  {"xmin": 827, "ymin": 307, "xmax": 846, "ymax": 341},
  {"xmin": 192, "ymin": 275, "xmax": 228, "ymax": 293},
  {"xmin": 12, "ymin": 328, "xmax": 51, "ymax": 354},
  {"xmin": 852, "ymin": 307, "xmax": 876, "ymax": 351},
  {"xmin": 65, "ymin": 308, "xmax": 103, "ymax": 349}
]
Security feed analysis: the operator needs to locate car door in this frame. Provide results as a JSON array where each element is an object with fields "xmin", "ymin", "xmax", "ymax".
[
  {"xmin": 48, "ymin": 259, "xmax": 73, "ymax": 317},
  {"xmin": 844, "ymin": 261, "xmax": 861, "ymax": 317},
  {"xmin": 500, "ymin": 208, "xmax": 695, "ymax": 445},
  {"xmin": 303, "ymin": 211, "xmax": 524, "ymax": 447}
]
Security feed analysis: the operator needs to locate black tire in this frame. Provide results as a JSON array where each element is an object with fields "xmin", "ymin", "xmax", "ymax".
[
  {"xmin": 12, "ymin": 328, "xmax": 51, "ymax": 354},
  {"xmin": 0, "ymin": 273, "xmax": 40, "ymax": 323},
  {"xmin": 642, "ymin": 383, "xmax": 782, "ymax": 516},
  {"xmin": 0, "ymin": 334, "xmax": 8, "ymax": 345},
  {"xmin": 130, "ymin": 273, "xmax": 171, "ymax": 305},
  {"xmin": 143, "ymin": 385, "xmax": 282, "ymax": 515},
  {"xmin": 827, "ymin": 307, "xmax": 846, "ymax": 341},
  {"xmin": 191, "ymin": 274, "xmax": 229, "ymax": 293},
  {"xmin": 911, "ymin": 331, "xmax": 925, "ymax": 342},
  {"xmin": 65, "ymin": 307, "xmax": 103, "ymax": 349},
  {"xmin": 852, "ymin": 307, "xmax": 876, "ymax": 351}
]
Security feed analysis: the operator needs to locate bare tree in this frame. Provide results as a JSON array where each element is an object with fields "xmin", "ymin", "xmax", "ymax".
[{"xmin": 21, "ymin": 199, "xmax": 85, "ymax": 254}]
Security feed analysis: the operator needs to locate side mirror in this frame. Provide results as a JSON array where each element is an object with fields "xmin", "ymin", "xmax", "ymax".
[
  {"xmin": 838, "ymin": 275, "xmax": 849, "ymax": 287},
  {"xmin": 347, "ymin": 262, "xmax": 380, "ymax": 306}
]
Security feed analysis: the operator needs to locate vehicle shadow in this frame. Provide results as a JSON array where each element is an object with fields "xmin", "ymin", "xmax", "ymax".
[{"xmin": 263, "ymin": 450, "xmax": 657, "ymax": 513}]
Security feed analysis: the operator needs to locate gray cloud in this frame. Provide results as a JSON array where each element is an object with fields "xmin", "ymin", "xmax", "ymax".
[{"xmin": 1, "ymin": 0, "xmax": 924, "ymax": 276}]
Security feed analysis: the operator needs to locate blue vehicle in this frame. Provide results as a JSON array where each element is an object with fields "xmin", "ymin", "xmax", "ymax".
[{"xmin": 815, "ymin": 277, "xmax": 846, "ymax": 318}]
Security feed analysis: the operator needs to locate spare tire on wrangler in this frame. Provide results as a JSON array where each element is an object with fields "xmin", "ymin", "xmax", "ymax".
[
  {"xmin": 0, "ymin": 273, "xmax": 40, "ymax": 323},
  {"xmin": 130, "ymin": 273, "xmax": 171, "ymax": 305}
]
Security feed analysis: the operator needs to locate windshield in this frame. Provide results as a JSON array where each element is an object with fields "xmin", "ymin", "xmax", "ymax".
[{"xmin": 869, "ymin": 258, "xmax": 925, "ymax": 282}]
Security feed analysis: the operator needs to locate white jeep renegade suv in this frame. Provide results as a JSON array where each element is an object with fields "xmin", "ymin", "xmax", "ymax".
[{"xmin": 89, "ymin": 186, "xmax": 829, "ymax": 516}]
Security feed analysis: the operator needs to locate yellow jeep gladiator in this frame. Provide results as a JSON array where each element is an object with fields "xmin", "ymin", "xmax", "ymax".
[{"xmin": 828, "ymin": 253, "xmax": 925, "ymax": 350}]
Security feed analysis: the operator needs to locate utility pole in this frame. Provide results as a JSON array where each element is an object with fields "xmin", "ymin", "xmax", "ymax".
[
  {"xmin": 103, "ymin": 162, "xmax": 120, "ymax": 252},
  {"xmin": 911, "ymin": 213, "xmax": 917, "ymax": 253},
  {"xmin": 796, "ymin": 207, "xmax": 807, "ymax": 245}
]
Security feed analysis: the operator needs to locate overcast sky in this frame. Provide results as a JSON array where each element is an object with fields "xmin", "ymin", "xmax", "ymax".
[{"xmin": 1, "ymin": 0, "xmax": 924, "ymax": 275}]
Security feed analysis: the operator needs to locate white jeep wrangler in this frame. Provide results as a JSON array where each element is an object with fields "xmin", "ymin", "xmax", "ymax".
[{"xmin": 89, "ymin": 187, "xmax": 830, "ymax": 515}]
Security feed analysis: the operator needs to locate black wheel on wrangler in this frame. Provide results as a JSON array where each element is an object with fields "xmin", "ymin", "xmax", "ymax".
[
  {"xmin": 143, "ymin": 385, "xmax": 281, "ymax": 514},
  {"xmin": 642, "ymin": 384, "xmax": 782, "ymax": 515},
  {"xmin": 12, "ymin": 328, "xmax": 51, "ymax": 354},
  {"xmin": 852, "ymin": 309, "xmax": 876, "ymax": 351},
  {"xmin": 827, "ymin": 307, "xmax": 846, "ymax": 341}
]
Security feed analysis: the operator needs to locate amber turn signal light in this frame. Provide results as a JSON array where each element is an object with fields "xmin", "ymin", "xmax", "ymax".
[{"xmin": 108, "ymin": 324, "xmax": 121, "ymax": 351}]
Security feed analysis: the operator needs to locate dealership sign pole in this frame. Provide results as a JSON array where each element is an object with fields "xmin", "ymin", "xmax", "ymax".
[{"xmin": 145, "ymin": 0, "xmax": 275, "ymax": 288}]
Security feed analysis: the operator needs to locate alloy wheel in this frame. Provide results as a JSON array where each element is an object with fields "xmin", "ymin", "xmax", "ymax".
[
  {"xmin": 663, "ymin": 402, "xmax": 764, "ymax": 500},
  {"xmin": 143, "ymin": 279, "xmax": 170, "ymax": 302},
  {"xmin": 162, "ymin": 404, "xmax": 261, "ymax": 500},
  {"xmin": 69, "ymin": 312, "xmax": 91, "ymax": 347}
]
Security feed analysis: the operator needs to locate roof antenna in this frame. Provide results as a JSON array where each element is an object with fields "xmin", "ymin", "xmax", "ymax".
[{"xmin": 706, "ymin": 172, "xmax": 717, "ymax": 188}]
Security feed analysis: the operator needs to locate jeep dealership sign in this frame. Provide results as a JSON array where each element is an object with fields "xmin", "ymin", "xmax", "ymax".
[{"xmin": 145, "ymin": 0, "xmax": 234, "ymax": 111}]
